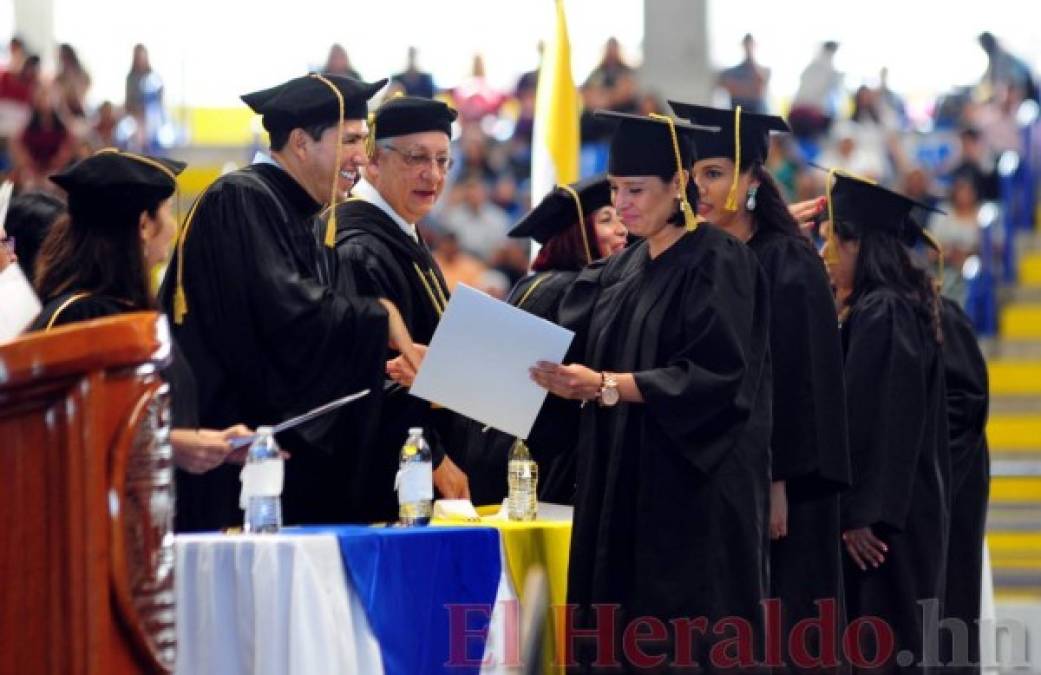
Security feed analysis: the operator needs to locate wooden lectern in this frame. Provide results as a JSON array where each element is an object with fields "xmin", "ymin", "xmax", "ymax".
[{"xmin": 0, "ymin": 313, "xmax": 176, "ymax": 674}]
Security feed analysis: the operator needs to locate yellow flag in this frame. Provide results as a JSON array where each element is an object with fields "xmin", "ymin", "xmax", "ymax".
[{"xmin": 530, "ymin": 0, "xmax": 579, "ymax": 203}]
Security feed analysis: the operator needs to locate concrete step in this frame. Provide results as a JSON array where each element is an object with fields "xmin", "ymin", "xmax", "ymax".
[
  {"xmin": 990, "ymin": 396, "xmax": 1041, "ymax": 415},
  {"xmin": 1021, "ymin": 250, "xmax": 1041, "ymax": 286},
  {"xmin": 990, "ymin": 475, "xmax": 1041, "ymax": 503},
  {"xmin": 982, "ymin": 338, "xmax": 1041, "ymax": 360}
]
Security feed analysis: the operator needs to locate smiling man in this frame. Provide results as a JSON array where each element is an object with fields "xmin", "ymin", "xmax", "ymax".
[
  {"xmin": 160, "ymin": 73, "xmax": 423, "ymax": 531},
  {"xmin": 332, "ymin": 95, "xmax": 471, "ymax": 521}
]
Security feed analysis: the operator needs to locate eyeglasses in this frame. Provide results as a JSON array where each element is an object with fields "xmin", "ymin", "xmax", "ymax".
[
  {"xmin": 383, "ymin": 145, "xmax": 454, "ymax": 173},
  {"xmin": 1, "ymin": 235, "xmax": 13, "ymax": 254}
]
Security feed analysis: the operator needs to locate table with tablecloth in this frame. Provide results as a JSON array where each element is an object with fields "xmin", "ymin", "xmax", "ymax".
[{"xmin": 174, "ymin": 504, "xmax": 573, "ymax": 675}]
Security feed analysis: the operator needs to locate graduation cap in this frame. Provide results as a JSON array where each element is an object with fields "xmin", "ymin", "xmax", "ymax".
[
  {"xmin": 241, "ymin": 73, "xmax": 387, "ymax": 133},
  {"xmin": 595, "ymin": 110, "xmax": 700, "ymax": 231},
  {"xmin": 509, "ymin": 174, "xmax": 611, "ymax": 263},
  {"xmin": 50, "ymin": 147, "xmax": 185, "ymax": 222},
  {"xmin": 246, "ymin": 73, "xmax": 387, "ymax": 250},
  {"xmin": 667, "ymin": 102, "xmax": 790, "ymax": 212},
  {"xmin": 815, "ymin": 165, "xmax": 946, "ymax": 271},
  {"xmin": 372, "ymin": 95, "xmax": 457, "ymax": 141}
]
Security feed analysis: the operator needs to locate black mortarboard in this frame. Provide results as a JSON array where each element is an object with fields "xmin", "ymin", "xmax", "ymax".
[
  {"xmin": 596, "ymin": 110, "xmax": 700, "ymax": 231},
  {"xmin": 509, "ymin": 174, "xmax": 611, "ymax": 260},
  {"xmin": 373, "ymin": 96, "xmax": 457, "ymax": 141},
  {"xmin": 668, "ymin": 102, "xmax": 789, "ymax": 212},
  {"xmin": 828, "ymin": 171, "xmax": 943, "ymax": 239},
  {"xmin": 241, "ymin": 73, "xmax": 387, "ymax": 133},
  {"xmin": 50, "ymin": 148, "xmax": 185, "ymax": 222},
  {"xmin": 817, "ymin": 167, "xmax": 946, "ymax": 271},
  {"xmin": 667, "ymin": 102, "xmax": 789, "ymax": 165}
]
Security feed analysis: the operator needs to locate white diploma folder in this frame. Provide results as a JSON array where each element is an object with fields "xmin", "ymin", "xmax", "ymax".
[
  {"xmin": 0, "ymin": 263, "xmax": 41, "ymax": 342},
  {"xmin": 409, "ymin": 284, "xmax": 574, "ymax": 440}
]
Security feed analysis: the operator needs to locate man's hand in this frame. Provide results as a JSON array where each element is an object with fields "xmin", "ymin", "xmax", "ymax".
[
  {"xmin": 387, "ymin": 345, "xmax": 427, "ymax": 387},
  {"xmin": 378, "ymin": 298, "xmax": 421, "ymax": 374},
  {"xmin": 433, "ymin": 455, "xmax": 470, "ymax": 500}
]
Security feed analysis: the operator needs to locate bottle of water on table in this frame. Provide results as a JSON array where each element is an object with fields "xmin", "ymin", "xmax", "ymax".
[
  {"xmin": 242, "ymin": 426, "xmax": 283, "ymax": 533},
  {"xmin": 397, "ymin": 427, "xmax": 433, "ymax": 526},
  {"xmin": 507, "ymin": 438, "xmax": 537, "ymax": 521}
]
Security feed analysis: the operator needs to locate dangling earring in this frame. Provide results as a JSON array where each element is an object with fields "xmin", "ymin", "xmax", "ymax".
[{"xmin": 745, "ymin": 185, "xmax": 758, "ymax": 211}]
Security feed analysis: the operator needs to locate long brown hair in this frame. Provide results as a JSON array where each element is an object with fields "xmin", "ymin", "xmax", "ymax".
[{"xmin": 34, "ymin": 206, "xmax": 156, "ymax": 309}]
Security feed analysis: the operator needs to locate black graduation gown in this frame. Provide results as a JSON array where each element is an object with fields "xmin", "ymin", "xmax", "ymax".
[
  {"xmin": 330, "ymin": 198, "xmax": 456, "ymax": 522},
  {"xmin": 939, "ymin": 298, "xmax": 989, "ymax": 674},
  {"xmin": 459, "ymin": 269, "xmax": 583, "ymax": 506},
  {"xmin": 159, "ymin": 163, "xmax": 389, "ymax": 531},
  {"xmin": 747, "ymin": 229, "xmax": 851, "ymax": 668},
  {"xmin": 30, "ymin": 294, "xmax": 199, "ymax": 430},
  {"xmin": 550, "ymin": 227, "xmax": 772, "ymax": 671},
  {"xmin": 840, "ymin": 289, "xmax": 950, "ymax": 673}
]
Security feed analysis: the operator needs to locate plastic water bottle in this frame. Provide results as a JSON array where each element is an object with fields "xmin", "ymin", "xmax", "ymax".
[
  {"xmin": 397, "ymin": 427, "xmax": 433, "ymax": 526},
  {"xmin": 242, "ymin": 427, "xmax": 283, "ymax": 533},
  {"xmin": 507, "ymin": 439, "xmax": 538, "ymax": 521}
]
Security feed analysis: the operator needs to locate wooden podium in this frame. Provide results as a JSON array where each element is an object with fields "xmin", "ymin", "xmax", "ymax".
[{"xmin": 0, "ymin": 313, "xmax": 176, "ymax": 674}]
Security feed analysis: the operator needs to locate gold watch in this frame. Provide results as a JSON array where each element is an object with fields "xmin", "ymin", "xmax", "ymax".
[{"xmin": 598, "ymin": 372, "xmax": 620, "ymax": 407}]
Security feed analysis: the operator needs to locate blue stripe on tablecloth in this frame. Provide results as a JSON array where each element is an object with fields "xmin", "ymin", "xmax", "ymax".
[{"xmin": 297, "ymin": 525, "xmax": 501, "ymax": 675}]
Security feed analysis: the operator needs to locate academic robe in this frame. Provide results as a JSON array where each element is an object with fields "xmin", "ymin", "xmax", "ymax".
[
  {"xmin": 840, "ymin": 289, "xmax": 950, "ymax": 673},
  {"xmin": 30, "ymin": 294, "xmax": 199, "ymax": 430},
  {"xmin": 747, "ymin": 229, "xmax": 851, "ymax": 669},
  {"xmin": 330, "ymin": 198, "xmax": 458, "ymax": 522},
  {"xmin": 548, "ymin": 227, "xmax": 772, "ymax": 671},
  {"xmin": 459, "ymin": 269, "xmax": 583, "ymax": 506},
  {"xmin": 159, "ymin": 163, "xmax": 389, "ymax": 531},
  {"xmin": 939, "ymin": 298, "xmax": 989, "ymax": 674}
]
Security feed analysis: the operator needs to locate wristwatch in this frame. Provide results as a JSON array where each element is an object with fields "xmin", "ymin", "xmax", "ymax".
[{"xmin": 598, "ymin": 372, "xmax": 620, "ymax": 407}]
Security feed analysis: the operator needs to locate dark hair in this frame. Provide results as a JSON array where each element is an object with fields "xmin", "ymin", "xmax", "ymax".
[
  {"xmin": 58, "ymin": 43, "xmax": 82, "ymax": 72},
  {"xmin": 269, "ymin": 120, "xmax": 337, "ymax": 152},
  {"xmin": 834, "ymin": 217, "xmax": 942, "ymax": 343},
  {"xmin": 748, "ymin": 162, "xmax": 804, "ymax": 239},
  {"xmin": 34, "ymin": 204, "xmax": 158, "ymax": 310},
  {"xmin": 532, "ymin": 211, "xmax": 601, "ymax": 272},
  {"xmin": 6, "ymin": 191, "xmax": 66, "ymax": 278}
]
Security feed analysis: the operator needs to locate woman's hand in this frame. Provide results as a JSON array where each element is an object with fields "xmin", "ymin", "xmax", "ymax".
[
  {"xmin": 387, "ymin": 344, "xmax": 427, "ymax": 387},
  {"xmin": 789, "ymin": 196, "xmax": 827, "ymax": 237},
  {"xmin": 172, "ymin": 424, "xmax": 254, "ymax": 474},
  {"xmin": 842, "ymin": 526, "xmax": 888, "ymax": 570},
  {"xmin": 769, "ymin": 480, "xmax": 788, "ymax": 540},
  {"xmin": 529, "ymin": 361, "xmax": 602, "ymax": 401}
]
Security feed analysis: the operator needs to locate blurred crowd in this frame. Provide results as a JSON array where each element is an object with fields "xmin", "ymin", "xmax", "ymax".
[{"xmin": 1, "ymin": 31, "xmax": 1037, "ymax": 308}]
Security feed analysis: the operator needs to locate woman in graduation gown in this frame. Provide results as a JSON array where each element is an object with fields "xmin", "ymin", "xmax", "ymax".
[
  {"xmin": 939, "ymin": 296, "xmax": 989, "ymax": 675},
  {"xmin": 531, "ymin": 111, "xmax": 772, "ymax": 671},
  {"xmin": 821, "ymin": 172, "xmax": 950, "ymax": 673},
  {"xmin": 462, "ymin": 174, "xmax": 627, "ymax": 506},
  {"xmin": 29, "ymin": 149, "xmax": 254, "ymax": 497},
  {"xmin": 673, "ymin": 102, "xmax": 851, "ymax": 670}
]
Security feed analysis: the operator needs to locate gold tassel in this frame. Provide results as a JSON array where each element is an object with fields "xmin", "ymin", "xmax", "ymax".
[
  {"xmin": 310, "ymin": 73, "xmax": 345, "ymax": 248},
  {"xmin": 724, "ymin": 106, "xmax": 742, "ymax": 212},
  {"xmin": 559, "ymin": 184, "xmax": 594, "ymax": 263},
  {"xmin": 365, "ymin": 111, "xmax": 377, "ymax": 160},
  {"xmin": 648, "ymin": 113, "xmax": 698, "ymax": 233}
]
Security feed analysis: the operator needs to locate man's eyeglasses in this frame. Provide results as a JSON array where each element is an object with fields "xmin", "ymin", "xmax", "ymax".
[{"xmin": 383, "ymin": 146, "xmax": 454, "ymax": 173}]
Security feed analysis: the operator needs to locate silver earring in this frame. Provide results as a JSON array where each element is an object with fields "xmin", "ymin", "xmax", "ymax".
[{"xmin": 745, "ymin": 186, "xmax": 758, "ymax": 211}]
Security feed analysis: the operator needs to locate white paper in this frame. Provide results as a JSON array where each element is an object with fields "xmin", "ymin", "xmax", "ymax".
[
  {"xmin": 238, "ymin": 459, "xmax": 285, "ymax": 509},
  {"xmin": 0, "ymin": 263, "xmax": 41, "ymax": 342},
  {"xmin": 409, "ymin": 284, "xmax": 574, "ymax": 439}
]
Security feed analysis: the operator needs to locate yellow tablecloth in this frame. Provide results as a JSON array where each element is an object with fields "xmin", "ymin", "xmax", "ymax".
[{"xmin": 434, "ymin": 505, "xmax": 572, "ymax": 674}]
